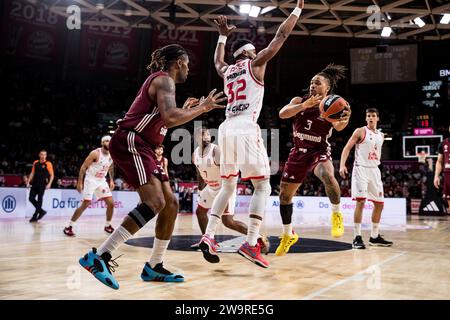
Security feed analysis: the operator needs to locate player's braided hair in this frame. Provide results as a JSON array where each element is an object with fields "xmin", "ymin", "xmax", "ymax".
[
  {"xmin": 317, "ymin": 64, "xmax": 347, "ymax": 93},
  {"xmin": 147, "ymin": 44, "xmax": 187, "ymax": 73}
]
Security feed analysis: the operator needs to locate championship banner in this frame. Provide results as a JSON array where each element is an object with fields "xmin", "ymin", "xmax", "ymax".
[
  {"xmin": 80, "ymin": 18, "xmax": 138, "ymax": 73},
  {"xmin": 151, "ymin": 25, "xmax": 206, "ymax": 76},
  {"xmin": 2, "ymin": 0, "xmax": 65, "ymax": 62}
]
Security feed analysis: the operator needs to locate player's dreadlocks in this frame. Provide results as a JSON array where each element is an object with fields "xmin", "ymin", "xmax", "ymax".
[
  {"xmin": 317, "ymin": 64, "xmax": 347, "ymax": 93},
  {"xmin": 147, "ymin": 44, "xmax": 188, "ymax": 73}
]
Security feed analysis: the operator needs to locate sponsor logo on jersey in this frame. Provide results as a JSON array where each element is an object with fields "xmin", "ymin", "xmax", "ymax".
[
  {"xmin": 160, "ymin": 127, "xmax": 168, "ymax": 136},
  {"xmin": 226, "ymin": 69, "xmax": 247, "ymax": 81},
  {"xmin": 227, "ymin": 103, "xmax": 250, "ymax": 114},
  {"xmin": 293, "ymin": 131, "xmax": 322, "ymax": 143}
]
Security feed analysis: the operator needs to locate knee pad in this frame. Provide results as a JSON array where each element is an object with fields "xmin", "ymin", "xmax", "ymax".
[{"xmin": 129, "ymin": 203, "xmax": 156, "ymax": 228}]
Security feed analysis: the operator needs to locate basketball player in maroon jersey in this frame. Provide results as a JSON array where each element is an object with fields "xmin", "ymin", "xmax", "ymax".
[
  {"xmin": 78, "ymin": 44, "xmax": 226, "ymax": 289},
  {"xmin": 434, "ymin": 126, "xmax": 450, "ymax": 210},
  {"xmin": 275, "ymin": 64, "xmax": 350, "ymax": 256}
]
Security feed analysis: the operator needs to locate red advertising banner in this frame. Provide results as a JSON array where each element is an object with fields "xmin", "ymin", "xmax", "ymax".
[
  {"xmin": 151, "ymin": 25, "xmax": 207, "ymax": 76},
  {"xmin": 2, "ymin": 0, "xmax": 65, "ymax": 62},
  {"xmin": 80, "ymin": 18, "xmax": 138, "ymax": 73}
]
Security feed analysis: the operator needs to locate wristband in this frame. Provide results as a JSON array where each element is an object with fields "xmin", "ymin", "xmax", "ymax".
[
  {"xmin": 218, "ymin": 35, "xmax": 227, "ymax": 44},
  {"xmin": 292, "ymin": 7, "xmax": 302, "ymax": 17}
]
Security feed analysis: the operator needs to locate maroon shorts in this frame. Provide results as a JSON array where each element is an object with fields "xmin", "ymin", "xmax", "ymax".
[
  {"xmin": 443, "ymin": 172, "xmax": 450, "ymax": 200},
  {"xmin": 109, "ymin": 129, "xmax": 168, "ymax": 189},
  {"xmin": 281, "ymin": 148, "xmax": 331, "ymax": 184}
]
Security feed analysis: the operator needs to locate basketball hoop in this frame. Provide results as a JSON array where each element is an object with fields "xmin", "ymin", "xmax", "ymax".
[{"xmin": 416, "ymin": 151, "xmax": 428, "ymax": 163}]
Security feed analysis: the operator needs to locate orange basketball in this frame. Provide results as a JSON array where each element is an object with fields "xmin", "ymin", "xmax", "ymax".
[{"xmin": 319, "ymin": 94, "xmax": 350, "ymax": 123}]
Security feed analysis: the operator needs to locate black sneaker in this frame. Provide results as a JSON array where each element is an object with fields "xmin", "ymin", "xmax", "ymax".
[
  {"xmin": 29, "ymin": 212, "xmax": 39, "ymax": 223},
  {"xmin": 369, "ymin": 235, "xmax": 393, "ymax": 247},
  {"xmin": 352, "ymin": 235, "xmax": 366, "ymax": 249},
  {"xmin": 38, "ymin": 209, "xmax": 47, "ymax": 220}
]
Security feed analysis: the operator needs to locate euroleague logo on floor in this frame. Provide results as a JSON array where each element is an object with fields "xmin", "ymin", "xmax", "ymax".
[{"xmin": 2, "ymin": 196, "xmax": 16, "ymax": 213}]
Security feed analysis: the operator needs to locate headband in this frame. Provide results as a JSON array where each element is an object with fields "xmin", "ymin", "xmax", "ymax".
[
  {"xmin": 101, "ymin": 135, "xmax": 112, "ymax": 143},
  {"xmin": 233, "ymin": 43, "xmax": 256, "ymax": 58}
]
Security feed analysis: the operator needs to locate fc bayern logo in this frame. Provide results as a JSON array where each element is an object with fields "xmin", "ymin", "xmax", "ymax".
[
  {"xmin": 296, "ymin": 200, "xmax": 304, "ymax": 209},
  {"xmin": 2, "ymin": 196, "xmax": 16, "ymax": 213}
]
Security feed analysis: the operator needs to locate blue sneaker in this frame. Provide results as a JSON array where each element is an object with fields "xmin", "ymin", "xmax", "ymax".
[
  {"xmin": 79, "ymin": 248, "xmax": 120, "ymax": 290},
  {"xmin": 141, "ymin": 262, "xmax": 184, "ymax": 282}
]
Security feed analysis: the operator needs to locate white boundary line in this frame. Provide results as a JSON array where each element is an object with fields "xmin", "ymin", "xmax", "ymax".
[{"xmin": 301, "ymin": 251, "xmax": 407, "ymax": 300}]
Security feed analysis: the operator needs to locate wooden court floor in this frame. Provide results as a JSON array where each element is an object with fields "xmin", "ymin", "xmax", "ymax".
[{"xmin": 0, "ymin": 213, "xmax": 449, "ymax": 300}]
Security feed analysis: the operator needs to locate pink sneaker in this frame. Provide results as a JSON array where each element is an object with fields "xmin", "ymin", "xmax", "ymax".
[
  {"xmin": 199, "ymin": 234, "xmax": 220, "ymax": 263},
  {"xmin": 238, "ymin": 241, "xmax": 269, "ymax": 268}
]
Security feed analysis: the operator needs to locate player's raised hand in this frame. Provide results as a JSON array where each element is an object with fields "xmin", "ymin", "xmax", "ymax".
[
  {"xmin": 199, "ymin": 89, "xmax": 227, "ymax": 112},
  {"xmin": 297, "ymin": 0, "xmax": 304, "ymax": 9},
  {"xmin": 182, "ymin": 97, "xmax": 200, "ymax": 109},
  {"xmin": 339, "ymin": 166, "xmax": 348, "ymax": 179},
  {"xmin": 303, "ymin": 94, "xmax": 322, "ymax": 109},
  {"xmin": 214, "ymin": 15, "xmax": 236, "ymax": 36},
  {"xmin": 434, "ymin": 176, "xmax": 440, "ymax": 189}
]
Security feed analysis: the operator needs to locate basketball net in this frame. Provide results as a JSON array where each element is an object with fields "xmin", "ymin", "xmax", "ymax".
[{"xmin": 417, "ymin": 151, "xmax": 428, "ymax": 163}]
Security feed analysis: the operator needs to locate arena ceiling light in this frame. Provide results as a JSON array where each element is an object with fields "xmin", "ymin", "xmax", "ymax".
[
  {"xmin": 261, "ymin": 6, "xmax": 276, "ymax": 15},
  {"xmin": 240, "ymin": 4, "xmax": 252, "ymax": 14},
  {"xmin": 249, "ymin": 6, "xmax": 262, "ymax": 18},
  {"xmin": 413, "ymin": 17, "xmax": 426, "ymax": 28},
  {"xmin": 381, "ymin": 27, "xmax": 393, "ymax": 37},
  {"xmin": 96, "ymin": 1, "xmax": 104, "ymax": 11},
  {"xmin": 440, "ymin": 13, "xmax": 450, "ymax": 24},
  {"xmin": 124, "ymin": 7, "xmax": 132, "ymax": 17}
]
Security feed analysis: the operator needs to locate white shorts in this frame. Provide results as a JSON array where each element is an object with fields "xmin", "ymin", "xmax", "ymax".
[
  {"xmin": 351, "ymin": 166, "xmax": 384, "ymax": 203},
  {"xmin": 218, "ymin": 124, "xmax": 270, "ymax": 180},
  {"xmin": 197, "ymin": 185, "xmax": 236, "ymax": 215},
  {"xmin": 82, "ymin": 177, "xmax": 112, "ymax": 201}
]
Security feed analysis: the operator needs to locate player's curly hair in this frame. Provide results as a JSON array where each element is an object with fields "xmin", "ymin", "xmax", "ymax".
[
  {"xmin": 317, "ymin": 64, "xmax": 347, "ymax": 93},
  {"xmin": 147, "ymin": 44, "xmax": 188, "ymax": 73}
]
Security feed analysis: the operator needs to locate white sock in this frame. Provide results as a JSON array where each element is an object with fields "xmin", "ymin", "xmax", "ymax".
[
  {"xmin": 105, "ymin": 220, "xmax": 111, "ymax": 227},
  {"xmin": 97, "ymin": 225, "xmax": 132, "ymax": 256},
  {"xmin": 371, "ymin": 223, "xmax": 379, "ymax": 238},
  {"xmin": 149, "ymin": 238, "xmax": 170, "ymax": 268},
  {"xmin": 246, "ymin": 217, "xmax": 262, "ymax": 246},
  {"xmin": 282, "ymin": 224, "xmax": 293, "ymax": 235},
  {"xmin": 354, "ymin": 223, "xmax": 361, "ymax": 238},
  {"xmin": 205, "ymin": 214, "xmax": 221, "ymax": 238},
  {"xmin": 331, "ymin": 203, "xmax": 340, "ymax": 213},
  {"xmin": 69, "ymin": 220, "xmax": 76, "ymax": 227}
]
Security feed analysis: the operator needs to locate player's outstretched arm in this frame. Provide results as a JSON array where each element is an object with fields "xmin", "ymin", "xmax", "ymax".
[
  {"xmin": 213, "ymin": 16, "xmax": 236, "ymax": 78},
  {"xmin": 155, "ymin": 76, "xmax": 226, "ymax": 128},
  {"xmin": 279, "ymin": 94, "xmax": 322, "ymax": 119},
  {"xmin": 77, "ymin": 151, "xmax": 98, "ymax": 193},
  {"xmin": 252, "ymin": 0, "xmax": 304, "ymax": 68},
  {"xmin": 339, "ymin": 128, "xmax": 363, "ymax": 178}
]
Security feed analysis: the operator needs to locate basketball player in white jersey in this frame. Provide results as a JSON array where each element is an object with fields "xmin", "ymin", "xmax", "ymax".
[
  {"xmin": 199, "ymin": 0, "xmax": 304, "ymax": 268},
  {"xmin": 191, "ymin": 127, "xmax": 269, "ymax": 253},
  {"xmin": 64, "ymin": 136, "xmax": 115, "ymax": 237},
  {"xmin": 339, "ymin": 108, "xmax": 393, "ymax": 249}
]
